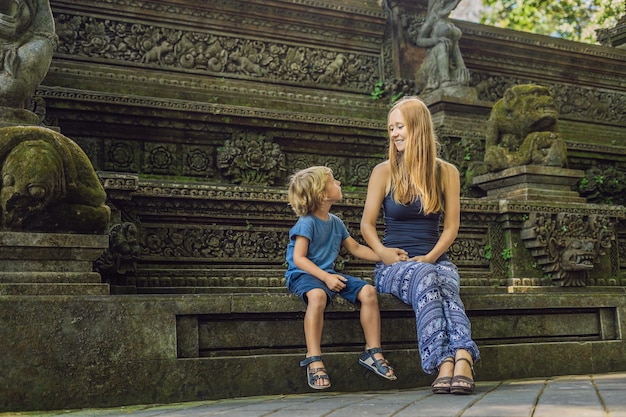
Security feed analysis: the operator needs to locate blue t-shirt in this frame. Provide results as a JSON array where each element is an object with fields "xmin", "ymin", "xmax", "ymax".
[
  {"xmin": 382, "ymin": 192, "xmax": 448, "ymax": 262},
  {"xmin": 285, "ymin": 214, "xmax": 350, "ymax": 285}
]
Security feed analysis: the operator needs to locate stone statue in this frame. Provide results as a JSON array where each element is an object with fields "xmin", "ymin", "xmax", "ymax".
[
  {"xmin": 0, "ymin": 0, "xmax": 57, "ymax": 126},
  {"xmin": 95, "ymin": 222, "xmax": 141, "ymax": 282},
  {"xmin": 483, "ymin": 84, "xmax": 568, "ymax": 172},
  {"xmin": 0, "ymin": 126, "xmax": 111, "ymax": 233},
  {"xmin": 521, "ymin": 212, "xmax": 613, "ymax": 287},
  {"xmin": 413, "ymin": 0, "xmax": 470, "ymax": 94}
]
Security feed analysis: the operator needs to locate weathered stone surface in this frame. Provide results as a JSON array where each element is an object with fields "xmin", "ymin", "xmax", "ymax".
[
  {"xmin": 1, "ymin": 290, "xmax": 626, "ymax": 412},
  {"xmin": 0, "ymin": 127, "xmax": 111, "ymax": 234},
  {"xmin": 483, "ymin": 84, "xmax": 567, "ymax": 173},
  {"xmin": 0, "ymin": 0, "xmax": 56, "ymax": 126},
  {"xmin": 0, "ymin": 231, "xmax": 109, "ymax": 294},
  {"xmin": 473, "ymin": 165, "xmax": 585, "ymax": 202},
  {"xmin": 1, "ymin": 0, "xmax": 623, "ymax": 412}
]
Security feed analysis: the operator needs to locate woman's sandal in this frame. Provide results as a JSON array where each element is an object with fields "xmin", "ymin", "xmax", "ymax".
[
  {"xmin": 431, "ymin": 358, "xmax": 455, "ymax": 394},
  {"xmin": 300, "ymin": 355, "xmax": 331, "ymax": 390},
  {"xmin": 450, "ymin": 357, "xmax": 475, "ymax": 395},
  {"xmin": 358, "ymin": 347, "xmax": 397, "ymax": 380}
]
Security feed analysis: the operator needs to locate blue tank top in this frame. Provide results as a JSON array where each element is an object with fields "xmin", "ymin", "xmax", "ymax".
[{"xmin": 382, "ymin": 192, "xmax": 448, "ymax": 262}]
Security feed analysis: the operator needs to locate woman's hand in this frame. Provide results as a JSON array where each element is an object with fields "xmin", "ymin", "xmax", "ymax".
[
  {"xmin": 379, "ymin": 247, "xmax": 409, "ymax": 265},
  {"xmin": 408, "ymin": 255, "xmax": 433, "ymax": 264}
]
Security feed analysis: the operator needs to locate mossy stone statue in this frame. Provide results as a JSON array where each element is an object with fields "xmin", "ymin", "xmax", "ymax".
[
  {"xmin": 0, "ymin": 0, "xmax": 57, "ymax": 126},
  {"xmin": 484, "ymin": 84, "xmax": 568, "ymax": 172},
  {"xmin": 0, "ymin": 126, "xmax": 110, "ymax": 233}
]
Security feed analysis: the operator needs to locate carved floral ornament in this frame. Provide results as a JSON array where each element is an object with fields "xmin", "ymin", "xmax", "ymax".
[
  {"xmin": 217, "ymin": 131, "xmax": 286, "ymax": 186},
  {"xmin": 521, "ymin": 212, "xmax": 614, "ymax": 287}
]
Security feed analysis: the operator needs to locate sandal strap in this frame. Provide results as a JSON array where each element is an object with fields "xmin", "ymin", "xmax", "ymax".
[
  {"xmin": 310, "ymin": 371, "xmax": 330, "ymax": 383},
  {"xmin": 308, "ymin": 367, "xmax": 328, "ymax": 376},
  {"xmin": 455, "ymin": 357, "xmax": 475, "ymax": 375},
  {"xmin": 377, "ymin": 358, "xmax": 392, "ymax": 368},
  {"xmin": 451, "ymin": 375, "xmax": 474, "ymax": 385},
  {"xmin": 374, "ymin": 357, "xmax": 394, "ymax": 373},
  {"xmin": 364, "ymin": 348, "xmax": 393, "ymax": 373},
  {"xmin": 311, "ymin": 374, "xmax": 330, "ymax": 382},
  {"xmin": 300, "ymin": 355, "xmax": 323, "ymax": 367},
  {"xmin": 431, "ymin": 376, "xmax": 452, "ymax": 387}
]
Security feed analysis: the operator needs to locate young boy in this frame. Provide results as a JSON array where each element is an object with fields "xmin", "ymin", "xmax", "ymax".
[{"xmin": 285, "ymin": 166, "xmax": 396, "ymax": 390}]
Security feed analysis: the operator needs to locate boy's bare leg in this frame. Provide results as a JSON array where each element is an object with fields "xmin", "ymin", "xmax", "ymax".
[
  {"xmin": 303, "ymin": 288, "xmax": 330, "ymax": 387},
  {"xmin": 358, "ymin": 285, "xmax": 395, "ymax": 378}
]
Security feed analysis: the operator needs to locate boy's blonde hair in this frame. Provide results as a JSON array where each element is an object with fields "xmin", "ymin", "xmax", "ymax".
[{"xmin": 288, "ymin": 166, "xmax": 333, "ymax": 216}]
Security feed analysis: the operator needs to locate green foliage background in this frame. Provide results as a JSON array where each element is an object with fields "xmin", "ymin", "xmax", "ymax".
[{"xmin": 479, "ymin": 0, "xmax": 624, "ymax": 44}]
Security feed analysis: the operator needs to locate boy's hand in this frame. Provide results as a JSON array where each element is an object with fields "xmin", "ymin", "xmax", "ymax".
[{"xmin": 325, "ymin": 274, "xmax": 347, "ymax": 292}]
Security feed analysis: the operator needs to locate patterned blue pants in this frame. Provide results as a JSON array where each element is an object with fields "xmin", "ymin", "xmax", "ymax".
[{"xmin": 374, "ymin": 260, "xmax": 480, "ymax": 375}]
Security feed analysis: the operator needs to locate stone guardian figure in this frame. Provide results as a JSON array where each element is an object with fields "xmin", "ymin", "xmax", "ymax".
[
  {"xmin": 483, "ymin": 84, "xmax": 568, "ymax": 172},
  {"xmin": 413, "ymin": 0, "xmax": 470, "ymax": 94},
  {"xmin": 0, "ymin": 0, "xmax": 110, "ymax": 233},
  {"xmin": 0, "ymin": 0, "xmax": 57, "ymax": 126}
]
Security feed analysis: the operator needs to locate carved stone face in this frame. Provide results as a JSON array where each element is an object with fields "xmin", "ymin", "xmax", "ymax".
[
  {"xmin": 506, "ymin": 85, "xmax": 558, "ymax": 134},
  {"xmin": 0, "ymin": 140, "xmax": 64, "ymax": 229},
  {"xmin": 559, "ymin": 238, "xmax": 595, "ymax": 272},
  {"xmin": 0, "ymin": 0, "xmax": 31, "ymax": 40}
]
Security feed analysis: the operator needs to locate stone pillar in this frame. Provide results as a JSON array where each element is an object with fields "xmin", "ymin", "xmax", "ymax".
[{"xmin": 0, "ymin": 232, "xmax": 109, "ymax": 295}]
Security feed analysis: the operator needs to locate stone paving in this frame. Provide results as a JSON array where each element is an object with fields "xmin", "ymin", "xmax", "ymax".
[{"xmin": 3, "ymin": 372, "xmax": 625, "ymax": 417}]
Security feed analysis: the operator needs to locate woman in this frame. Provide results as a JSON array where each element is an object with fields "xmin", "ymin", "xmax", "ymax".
[{"xmin": 360, "ymin": 96, "xmax": 479, "ymax": 395}]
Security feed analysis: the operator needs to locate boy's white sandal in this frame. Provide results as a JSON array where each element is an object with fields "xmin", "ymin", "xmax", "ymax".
[
  {"xmin": 358, "ymin": 347, "xmax": 397, "ymax": 380},
  {"xmin": 300, "ymin": 355, "xmax": 331, "ymax": 390}
]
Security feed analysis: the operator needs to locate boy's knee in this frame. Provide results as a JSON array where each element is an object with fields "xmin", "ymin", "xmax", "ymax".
[
  {"xmin": 358, "ymin": 285, "xmax": 378, "ymax": 304},
  {"xmin": 306, "ymin": 288, "xmax": 328, "ymax": 306}
]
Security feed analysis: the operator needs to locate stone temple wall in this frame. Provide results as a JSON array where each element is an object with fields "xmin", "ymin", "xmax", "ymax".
[
  {"xmin": 36, "ymin": 0, "xmax": 626, "ymax": 292},
  {"xmin": 2, "ymin": 0, "xmax": 625, "ymax": 412}
]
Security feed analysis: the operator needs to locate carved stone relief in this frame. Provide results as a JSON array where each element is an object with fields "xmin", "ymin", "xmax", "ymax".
[
  {"xmin": 0, "ymin": 0, "xmax": 57, "ymax": 126},
  {"xmin": 53, "ymin": 13, "xmax": 380, "ymax": 91},
  {"xmin": 0, "ymin": 126, "xmax": 111, "ymax": 233},
  {"xmin": 217, "ymin": 132, "xmax": 286, "ymax": 186},
  {"xmin": 521, "ymin": 212, "xmax": 615, "ymax": 286},
  {"xmin": 94, "ymin": 222, "xmax": 141, "ymax": 284},
  {"xmin": 577, "ymin": 164, "xmax": 626, "ymax": 206},
  {"xmin": 483, "ymin": 84, "xmax": 567, "ymax": 173},
  {"xmin": 34, "ymin": 1, "xmax": 624, "ymax": 293},
  {"xmin": 470, "ymin": 72, "xmax": 626, "ymax": 125}
]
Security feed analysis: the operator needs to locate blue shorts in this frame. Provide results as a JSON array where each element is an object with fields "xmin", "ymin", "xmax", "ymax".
[{"xmin": 288, "ymin": 273, "xmax": 369, "ymax": 305}]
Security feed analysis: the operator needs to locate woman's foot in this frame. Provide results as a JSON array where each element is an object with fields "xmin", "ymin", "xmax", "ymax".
[
  {"xmin": 450, "ymin": 351, "xmax": 475, "ymax": 395},
  {"xmin": 431, "ymin": 357, "xmax": 454, "ymax": 394}
]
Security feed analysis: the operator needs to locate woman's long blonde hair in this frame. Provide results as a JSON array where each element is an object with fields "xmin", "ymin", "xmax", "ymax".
[{"xmin": 388, "ymin": 96, "xmax": 443, "ymax": 215}]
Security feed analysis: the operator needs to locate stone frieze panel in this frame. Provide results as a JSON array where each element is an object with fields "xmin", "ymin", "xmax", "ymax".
[{"xmin": 52, "ymin": 11, "xmax": 381, "ymax": 92}]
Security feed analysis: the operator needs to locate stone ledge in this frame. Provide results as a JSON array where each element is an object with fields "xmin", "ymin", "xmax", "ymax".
[
  {"xmin": 2, "ymin": 289, "xmax": 626, "ymax": 412},
  {"xmin": 0, "ymin": 283, "xmax": 110, "ymax": 296}
]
